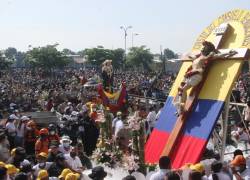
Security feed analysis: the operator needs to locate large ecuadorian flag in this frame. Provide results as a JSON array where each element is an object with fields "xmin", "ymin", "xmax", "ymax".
[{"xmin": 145, "ymin": 9, "xmax": 250, "ymax": 168}]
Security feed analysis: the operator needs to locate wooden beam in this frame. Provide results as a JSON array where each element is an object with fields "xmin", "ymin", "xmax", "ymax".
[{"xmin": 181, "ymin": 48, "xmax": 250, "ymax": 62}]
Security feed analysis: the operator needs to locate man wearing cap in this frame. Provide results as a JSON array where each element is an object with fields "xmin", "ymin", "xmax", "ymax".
[
  {"xmin": 47, "ymin": 141, "xmax": 62, "ymax": 162},
  {"xmin": 32, "ymin": 152, "xmax": 52, "ymax": 178},
  {"xmin": 24, "ymin": 120, "xmax": 39, "ymax": 155},
  {"xmin": 7, "ymin": 147, "xmax": 29, "ymax": 169},
  {"xmin": 10, "ymin": 110, "xmax": 20, "ymax": 121},
  {"xmin": 58, "ymin": 136, "xmax": 72, "ymax": 155},
  {"xmin": 88, "ymin": 166, "xmax": 107, "ymax": 180},
  {"xmin": 15, "ymin": 116, "xmax": 29, "ymax": 147},
  {"xmin": 112, "ymin": 112, "xmax": 124, "ymax": 138},
  {"xmin": 5, "ymin": 115, "xmax": 17, "ymax": 149},
  {"xmin": 146, "ymin": 106, "xmax": 157, "ymax": 134},
  {"xmin": 35, "ymin": 128, "xmax": 49, "ymax": 155},
  {"xmin": 65, "ymin": 146, "xmax": 84, "ymax": 172},
  {"xmin": 48, "ymin": 153, "xmax": 68, "ymax": 177},
  {"xmin": 48, "ymin": 124, "xmax": 60, "ymax": 146}
]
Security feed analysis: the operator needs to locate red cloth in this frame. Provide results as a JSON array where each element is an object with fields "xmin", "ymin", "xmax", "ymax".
[{"xmin": 98, "ymin": 83, "xmax": 127, "ymax": 113}]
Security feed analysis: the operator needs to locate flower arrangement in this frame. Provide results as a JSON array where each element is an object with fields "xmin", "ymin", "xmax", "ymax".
[
  {"xmin": 122, "ymin": 154, "xmax": 140, "ymax": 171},
  {"xmin": 127, "ymin": 111, "xmax": 143, "ymax": 131},
  {"xmin": 92, "ymin": 143, "xmax": 123, "ymax": 168}
]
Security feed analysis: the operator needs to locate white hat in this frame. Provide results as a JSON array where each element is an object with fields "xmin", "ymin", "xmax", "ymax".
[
  {"xmin": 71, "ymin": 111, "xmax": 78, "ymax": 116},
  {"xmin": 62, "ymin": 114, "xmax": 71, "ymax": 121},
  {"xmin": 9, "ymin": 114, "xmax": 18, "ymax": 120},
  {"xmin": 67, "ymin": 102, "xmax": 72, "ymax": 106},
  {"xmin": 60, "ymin": 136, "xmax": 72, "ymax": 144},
  {"xmin": 21, "ymin": 116, "xmax": 30, "ymax": 121},
  {"xmin": 9, "ymin": 103, "xmax": 16, "ymax": 107}
]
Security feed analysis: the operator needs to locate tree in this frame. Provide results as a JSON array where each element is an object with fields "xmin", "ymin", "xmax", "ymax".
[
  {"xmin": 112, "ymin": 48, "xmax": 125, "ymax": 69},
  {"xmin": 163, "ymin": 48, "xmax": 178, "ymax": 60},
  {"xmin": 84, "ymin": 47, "xmax": 113, "ymax": 66},
  {"xmin": 15, "ymin": 52, "xmax": 26, "ymax": 67},
  {"xmin": 126, "ymin": 46, "xmax": 153, "ymax": 70},
  {"xmin": 25, "ymin": 45, "xmax": 71, "ymax": 70},
  {"xmin": 4, "ymin": 47, "xmax": 17, "ymax": 61},
  {"xmin": 3, "ymin": 47, "xmax": 27, "ymax": 68},
  {"xmin": 78, "ymin": 47, "xmax": 124, "ymax": 68},
  {"xmin": 62, "ymin": 48, "xmax": 76, "ymax": 55},
  {"xmin": 0, "ymin": 52, "xmax": 12, "ymax": 69}
]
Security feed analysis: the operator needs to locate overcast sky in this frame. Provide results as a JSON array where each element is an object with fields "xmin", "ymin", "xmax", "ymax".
[{"xmin": 0, "ymin": 0, "xmax": 249, "ymax": 53}]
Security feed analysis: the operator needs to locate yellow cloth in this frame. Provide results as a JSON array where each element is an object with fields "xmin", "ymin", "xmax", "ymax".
[
  {"xmin": 58, "ymin": 168, "xmax": 72, "ymax": 179},
  {"xmin": 5, "ymin": 164, "xmax": 19, "ymax": 175},
  {"xmin": 0, "ymin": 161, "xmax": 6, "ymax": 167},
  {"xmin": 37, "ymin": 152, "xmax": 48, "ymax": 159},
  {"xmin": 190, "ymin": 163, "xmax": 204, "ymax": 173},
  {"xmin": 37, "ymin": 169, "xmax": 49, "ymax": 180},
  {"xmin": 65, "ymin": 172, "xmax": 80, "ymax": 180}
]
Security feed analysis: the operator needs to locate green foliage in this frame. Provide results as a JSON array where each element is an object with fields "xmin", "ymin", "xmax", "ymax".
[
  {"xmin": 3, "ymin": 47, "xmax": 26, "ymax": 67},
  {"xmin": 112, "ymin": 48, "xmax": 125, "ymax": 68},
  {"xmin": 0, "ymin": 52, "xmax": 12, "ymax": 69},
  {"xmin": 25, "ymin": 45, "xmax": 71, "ymax": 70},
  {"xmin": 15, "ymin": 52, "xmax": 26, "ymax": 67},
  {"xmin": 5, "ymin": 47, "xmax": 17, "ymax": 61},
  {"xmin": 62, "ymin": 48, "xmax": 76, "ymax": 55},
  {"xmin": 84, "ymin": 47, "xmax": 124, "ymax": 68},
  {"xmin": 126, "ymin": 46, "xmax": 153, "ymax": 70},
  {"xmin": 163, "ymin": 48, "xmax": 178, "ymax": 60}
]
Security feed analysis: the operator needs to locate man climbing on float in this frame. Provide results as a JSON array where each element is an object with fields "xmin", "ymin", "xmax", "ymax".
[{"xmin": 173, "ymin": 41, "xmax": 237, "ymax": 116}]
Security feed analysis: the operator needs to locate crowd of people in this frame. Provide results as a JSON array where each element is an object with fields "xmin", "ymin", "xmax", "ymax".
[
  {"xmin": 0, "ymin": 68, "xmax": 170, "ymax": 180},
  {"xmin": 0, "ymin": 68, "xmax": 174, "ymax": 113},
  {"xmin": 0, "ymin": 67, "xmax": 249, "ymax": 180},
  {"xmin": 113, "ymin": 70, "xmax": 175, "ymax": 99}
]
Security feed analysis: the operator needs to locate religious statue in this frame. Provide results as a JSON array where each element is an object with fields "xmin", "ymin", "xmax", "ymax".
[
  {"xmin": 102, "ymin": 59, "xmax": 114, "ymax": 92},
  {"xmin": 173, "ymin": 41, "xmax": 237, "ymax": 116}
]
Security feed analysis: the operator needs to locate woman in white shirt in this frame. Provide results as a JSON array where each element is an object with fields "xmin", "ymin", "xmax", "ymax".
[
  {"xmin": 15, "ymin": 116, "xmax": 29, "ymax": 147},
  {"xmin": 5, "ymin": 117, "xmax": 17, "ymax": 149}
]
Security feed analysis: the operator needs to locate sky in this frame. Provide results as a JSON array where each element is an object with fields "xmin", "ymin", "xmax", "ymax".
[{"xmin": 0, "ymin": 0, "xmax": 249, "ymax": 54}]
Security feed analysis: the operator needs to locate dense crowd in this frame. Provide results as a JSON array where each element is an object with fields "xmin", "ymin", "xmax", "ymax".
[
  {"xmin": 113, "ymin": 70, "xmax": 175, "ymax": 99},
  {"xmin": 0, "ymin": 67, "xmax": 249, "ymax": 180},
  {"xmin": 0, "ymin": 68, "xmax": 174, "ymax": 113}
]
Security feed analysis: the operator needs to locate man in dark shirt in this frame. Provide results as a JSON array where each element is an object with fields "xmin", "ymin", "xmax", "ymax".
[
  {"xmin": 47, "ymin": 141, "xmax": 61, "ymax": 162},
  {"xmin": 48, "ymin": 153, "xmax": 67, "ymax": 177}
]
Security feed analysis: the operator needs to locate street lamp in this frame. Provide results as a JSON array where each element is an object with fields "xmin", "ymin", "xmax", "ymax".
[
  {"xmin": 120, "ymin": 25, "xmax": 132, "ymax": 68},
  {"xmin": 132, "ymin": 33, "xmax": 140, "ymax": 47}
]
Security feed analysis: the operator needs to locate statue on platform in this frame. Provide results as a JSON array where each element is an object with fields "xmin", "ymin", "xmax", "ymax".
[
  {"xmin": 102, "ymin": 59, "xmax": 114, "ymax": 92},
  {"xmin": 173, "ymin": 41, "xmax": 237, "ymax": 116}
]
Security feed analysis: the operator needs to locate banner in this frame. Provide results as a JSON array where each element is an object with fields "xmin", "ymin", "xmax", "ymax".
[{"xmin": 98, "ymin": 83, "xmax": 127, "ymax": 113}]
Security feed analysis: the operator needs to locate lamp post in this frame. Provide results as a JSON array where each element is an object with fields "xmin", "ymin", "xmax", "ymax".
[
  {"xmin": 132, "ymin": 33, "xmax": 139, "ymax": 47},
  {"xmin": 120, "ymin": 25, "xmax": 132, "ymax": 68}
]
